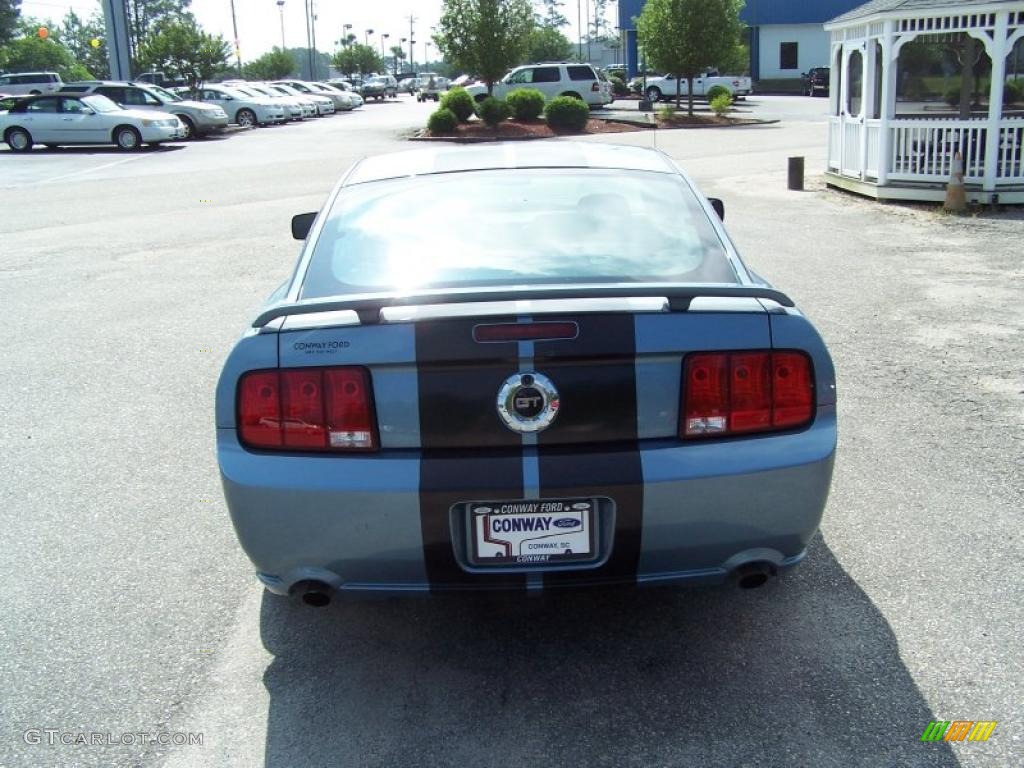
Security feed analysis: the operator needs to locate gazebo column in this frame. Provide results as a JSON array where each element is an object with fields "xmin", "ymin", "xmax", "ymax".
[
  {"xmin": 860, "ymin": 39, "xmax": 876, "ymax": 180},
  {"xmin": 877, "ymin": 22, "xmax": 898, "ymax": 186},
  {"xmin": 980, "ymin": 13, "xmax": 1010, "ymax": 194}
]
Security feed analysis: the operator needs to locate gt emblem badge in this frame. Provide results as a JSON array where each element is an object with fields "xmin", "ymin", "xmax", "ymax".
[{"xmin": 497, "ymin": 372, "xmax": 560, "ymax": 433}]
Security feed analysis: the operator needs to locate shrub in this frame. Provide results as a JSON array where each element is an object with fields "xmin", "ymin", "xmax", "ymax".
[
  {"xmin": 705, "ymin": 85, "xmax": 730, "ymax": 101},
  {"xmin": 506, "ymin": 88, "xmax": 546, "ymax": 120},
  {"xmin": 709, "ymin": 93, "xmax": 733, "ymax": 116},
  {"xmin": 544, "ymin": 96, "xmax": 589, "ymax": 132},
  {"xmin": 439, "ymin": 87, "xmax": 475, "ymax": 123},
  {"xmin": 655, "ymin": 104, "xmax": 677, "ymax": 121},
  {"xmin": 609, "ymin": 76, "xmax": 630, "ymax": 97},
  {"xmin": 477, "ymin": 96, "xmax": 512, "ymax": 127},
  {"xmin": 426, "ymin": 107, "xmax": 458, "ymax": 135}
]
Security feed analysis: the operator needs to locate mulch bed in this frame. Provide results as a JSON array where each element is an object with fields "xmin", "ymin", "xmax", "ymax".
[
  {"xmin": 420, "ymin": 118, "xmax": 644, "ymax": 141},
  {"xmin": 655, "ymin": 113, "xmax": 768, "ymax": 128}
]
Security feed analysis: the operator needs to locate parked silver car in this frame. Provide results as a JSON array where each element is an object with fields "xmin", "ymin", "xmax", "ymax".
[
  {"xmin": 59, "ymin": 81, "xmax": 228, "ymax": 139},
  {"xmin": 269, "ymin": 82, "xmax": 335, "ymax": 116},
  {"xmin": 222, "ymin": 82, "xmax": 307, "ymax": 121},
  {"xmin": 196, "ymin": 84, "xmax": 286, "ymax": 127},
  {"xmin": 273, "ymin": 80, "xmax": 355, "ymax": 111}
]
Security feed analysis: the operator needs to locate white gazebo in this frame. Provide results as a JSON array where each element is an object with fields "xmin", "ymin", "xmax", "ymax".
[{"xmin": 825, "ymin": 0, "xmax": 1024, "ymax": 203}]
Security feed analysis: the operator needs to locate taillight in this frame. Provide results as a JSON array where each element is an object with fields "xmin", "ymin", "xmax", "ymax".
[
  {"xmin": 591, "ymin": 81, "xmax": 600, "ymax": 91},
  {"xmin": 238, "ymin": 367, "xmax": 377, "ymax": 451},
  {"xmin": 681, "ymin": 351, "xmax": 813, "ymax": 439}
]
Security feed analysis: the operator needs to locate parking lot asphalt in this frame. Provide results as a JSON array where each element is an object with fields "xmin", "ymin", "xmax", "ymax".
[{"xmin": 1, "ymin": 95, "xmax": 1021, "ymax": 768}]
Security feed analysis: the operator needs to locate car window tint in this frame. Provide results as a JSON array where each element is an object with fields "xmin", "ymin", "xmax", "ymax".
[
  {"xmin": 567, "ymin": 66, "xmax": 596, "ymax": 81},
  {"xmin": 60, "ymin": 97, "xmax": 88, "ymax": 113},
  {"xmin": 0, "ymin": 76, "xmax": 9, "ymax": 85},
  {"xmin": 27, "ymin": 98, "xmax": 59, "ymax": 113},
  {"xmin": 532, "ymin": 67, "xmax": 560, "ymax": 83},
  {"xmin": 96, "ymin": 87, "xmax": 124, "ymax": 102},
  {"xmin": 120, "ymin": 88, "xmax": 147, "ymax": 106},
  {"xmin": 301, "ymin": 169, "xmax": 737, "ymax": 299}
]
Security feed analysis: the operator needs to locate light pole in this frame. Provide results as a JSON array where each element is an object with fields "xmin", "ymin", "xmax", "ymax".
[
  {"xmin": 410, "ymin": 39, "xmax": 416, "ymax": 72},
  {"xmin": 276, "ymin": 0, "xmax": 286, "ymax": 51},
  {"xmin": 400, "ymin": 38, "xmax": 407, "ymax": 73},
  {"xmin": 381, "ymin": 32, "xmax": 389, "ymax": 72},
  {"xmin": 229, "ymin": 0, "xmax": 242, "ymax": 76},
  {"xmin": 365, "ymin": 28, "xmax": 373, "ymax": 46},
  {"xmin": 342, "ymin": 22, "xmax": 352, "ymax": 46}
]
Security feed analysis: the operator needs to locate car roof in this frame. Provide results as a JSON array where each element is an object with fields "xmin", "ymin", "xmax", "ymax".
[{"xmin": 346, "ymin": 142, "xmax": 677, "ymax": 186}]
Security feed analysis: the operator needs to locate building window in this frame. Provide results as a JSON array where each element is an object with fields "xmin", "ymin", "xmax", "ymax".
[{"xmin": 780, "ymin": 42, "xmax": 799, "ymax": 70}]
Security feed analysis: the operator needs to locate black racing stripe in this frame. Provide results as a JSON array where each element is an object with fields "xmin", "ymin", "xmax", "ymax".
[
  {"xmin": 536, "ymin": 314, "xmax": 644, "ymax": 587},
  {"xmin": 416, "ymin": 317, "xmax": 521, "ymax": 450},
  {"xmin": 416, "ymin": 319, "xmax": 526, "ymax": 589}
]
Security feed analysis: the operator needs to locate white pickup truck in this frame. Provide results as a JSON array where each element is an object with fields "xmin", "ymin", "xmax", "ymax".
[{"xmin": 637, "ymin": 70, "xmax": 752, "ymax": 102}]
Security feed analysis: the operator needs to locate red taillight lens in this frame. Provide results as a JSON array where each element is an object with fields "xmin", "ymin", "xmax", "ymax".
[
  {"xmin": 682, "ymin": 351, "xmax": 814, "ymax": 439},
  {"xmin": 771, "ymin": 352, "xmax": 814, "ymax": 428},
  {"xmin": 591, "ymin": 81, "xmax": 600, "ymax": 91},
  {"xmin": 324, "ymin": 368, "xmax": 376, "ymax": 450},
  {"xmin": 238, "ymin": 371, "xmax": 282, "ymax": 448},
  {"xmin": 238, "ymin": 367, "xmax": 377, "ymax": 452}
]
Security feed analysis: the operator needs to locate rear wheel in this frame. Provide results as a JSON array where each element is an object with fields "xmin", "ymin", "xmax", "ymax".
[
  {"xmin": 474, "ymin": 94, "xmax": 487, "ymax": 104},
  {"xmin": 114, "ymin": 125, "xmax": 141, "ymax": 151},
  {"xmin": 6, "ymin": 127, "xmax": 33, "ymax": 152},
  {"xmin": 236, "ymin": 108, "xmax": 256, "ymax": 128},
  {"xmin": 645, "ymin": 86, "xmax": 662, "ymax": 102},
  {"xmin": 560, "ymin": 91, "xmax": 583, "ymax": 100}
]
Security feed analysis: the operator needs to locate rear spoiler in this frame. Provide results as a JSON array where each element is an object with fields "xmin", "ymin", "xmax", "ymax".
[{"xmin": 252, "ymin": 285, "xmax": 794, "ymax": 328}]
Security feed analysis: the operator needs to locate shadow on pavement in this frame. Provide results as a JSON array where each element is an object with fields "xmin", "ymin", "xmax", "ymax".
[
  {"xmin": 259, "ymin": 536, "xmax": 960, "ymax": 767},
  {"xmin": 0, "ymin": 144, "xmax": 186, "ymax": 155}
]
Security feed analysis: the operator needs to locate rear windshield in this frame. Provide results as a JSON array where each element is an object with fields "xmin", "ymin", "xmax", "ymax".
[{"xmin": 300, "ymin": 168, "xmax": 738, "ymax": 298}]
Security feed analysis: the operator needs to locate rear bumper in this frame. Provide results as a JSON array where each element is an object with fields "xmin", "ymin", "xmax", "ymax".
[{"xmin": 219, "ymin": 407, "xmax": 836, "ymax": 595}]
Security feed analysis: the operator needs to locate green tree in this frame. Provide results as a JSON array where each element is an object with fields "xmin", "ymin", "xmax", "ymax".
[
  {"xmin": 525, "ymin": 25, "xmax": 572, "ymax": 63},
  {"xmin": 136, "ymin": 18, "xmax": 229, "ymax": 89},
  {"xmin": 243, "ymin": 47, "xmax": 295, "ymax": 80},
  {"xmin": 589, "ymin": 0, "xmax": 613, "ymax": 42},
  {"xmin": 127, "ymin": 0, "xmax": 193, "ymax": 62},
  {"xmin": 534, "ymin": 0, "xmax": 566, "ymax": 28},
  {"xmin": 636, "ymin": 0, "xmax": 744, "ymax": 114},
  {"xmin": 1, "ymin": 0, "xmax": 21, "ymax": 45},
  {"xmin": 0, "ymin": 31, "xmax": 92, "ymax": 80},
  {"xmin": 437, "ymin": 0, "xmax": 534, "ymax": 95},
  {"xmin": 59, "ymin": 9, "xmax": 109, "ymax": 79},
  {"xmin": 389, "ymin": 44, "xmax": 406, "ymax": 75},
  {"xmin": 330, "ymin": 43, "xmax": 382, "ymax": 77}
]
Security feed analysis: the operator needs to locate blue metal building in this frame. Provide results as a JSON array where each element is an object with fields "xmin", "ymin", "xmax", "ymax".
[{"xmin": 617, "ymin": 0, "xmax": 864, "ymax": 80}]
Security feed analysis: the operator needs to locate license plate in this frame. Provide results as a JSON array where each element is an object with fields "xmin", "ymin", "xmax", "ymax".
[{"xmin": 468, "ymin": 498, "xmax": 597, "ymax": 566}]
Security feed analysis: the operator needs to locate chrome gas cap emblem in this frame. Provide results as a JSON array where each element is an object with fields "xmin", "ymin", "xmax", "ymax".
[{"xmin": 497, "ymin": 372, "xmax": 560, "ymax": 433}]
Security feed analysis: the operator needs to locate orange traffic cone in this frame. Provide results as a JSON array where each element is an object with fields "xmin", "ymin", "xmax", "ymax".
[{"xmin": 943, "ymin": 150, "xmax": 967, "ymax": 213}]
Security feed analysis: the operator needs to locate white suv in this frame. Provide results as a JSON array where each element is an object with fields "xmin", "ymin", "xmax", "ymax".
[
  {"xmin": 465, "ymin": 63, "xmax": 612, "ymax": 107},
  {"xmin": 0, "ymin": 72, "xmax": 63, "ymax": 95}
]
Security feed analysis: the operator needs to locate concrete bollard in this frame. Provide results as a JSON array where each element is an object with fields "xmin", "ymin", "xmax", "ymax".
[
  {"xmin": 943, "ymin": 151, "xmax": 967, "ymax": 213},
  {"xmin": 787, "ymin": 156, "xmax": 804, "ymax": 190}
]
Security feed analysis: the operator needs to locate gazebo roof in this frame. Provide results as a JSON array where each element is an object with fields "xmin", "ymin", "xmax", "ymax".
[{"xmin": 829, "ymin": 0, "xmax": 1022, "ymax": 25}]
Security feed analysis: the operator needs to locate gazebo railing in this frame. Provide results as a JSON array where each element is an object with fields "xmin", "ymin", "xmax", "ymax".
[
  {"xmin": 888, "ymin": 119, "xmax": 988, "ymax": 181},
  {"xmin": 830, "ymin": 117, "xmax": 1024, "ymax": 185}
]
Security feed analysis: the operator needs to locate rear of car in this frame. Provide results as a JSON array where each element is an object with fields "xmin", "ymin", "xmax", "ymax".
[
  {"xmin": 216, "ymin": 143, "xmax": 836, "ymax": 601},
  {"xmin": 805, "ymin": 68, "xmax": 830, "ymax": 96},
  {"xmin": 0, "ymin": 72, "xmax": 63, "ymax": 95}
]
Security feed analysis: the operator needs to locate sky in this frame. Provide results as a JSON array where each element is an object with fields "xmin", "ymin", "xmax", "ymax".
[{"xmin": 20, "ymin": 0, "xmax": 617, "ymax": 63}]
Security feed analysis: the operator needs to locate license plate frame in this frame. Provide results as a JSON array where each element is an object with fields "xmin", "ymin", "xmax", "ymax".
[{"xmin": 466, "ymin": 498, "xmax": 598, "ymax": 567}]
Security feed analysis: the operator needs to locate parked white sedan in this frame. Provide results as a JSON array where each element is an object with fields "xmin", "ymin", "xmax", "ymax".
[
  {"xmin": 1, "ymin": 93, "xmax": 183, "ymax": 151},
  {"xmin": 196, "ymin": 84, "xmax": 287, "ymax": 127}
]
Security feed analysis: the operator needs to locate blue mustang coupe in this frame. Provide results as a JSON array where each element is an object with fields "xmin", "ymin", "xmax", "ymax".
[{"xmin": 216, "ymin": 142, "xmax": 836, "ymax": 606}]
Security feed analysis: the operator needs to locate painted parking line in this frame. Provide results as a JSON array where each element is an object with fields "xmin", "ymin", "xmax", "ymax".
[{"xmin": 35, "ymin": 152, "xmax": 155, "ymax": 186}]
